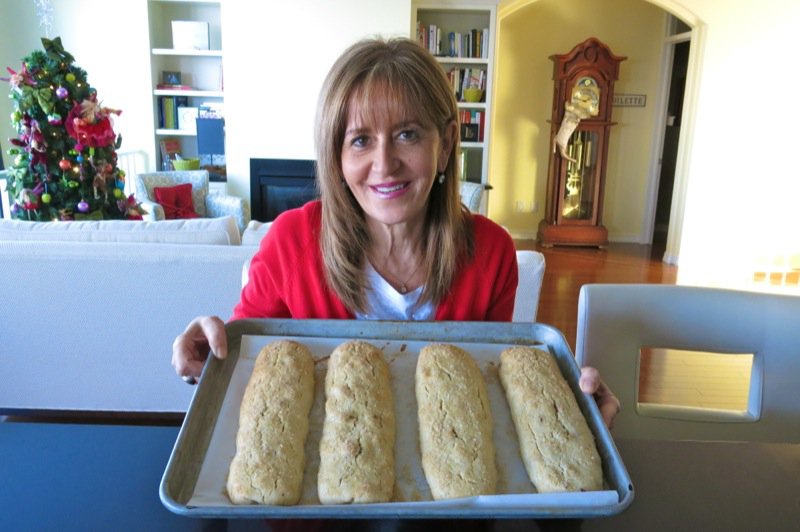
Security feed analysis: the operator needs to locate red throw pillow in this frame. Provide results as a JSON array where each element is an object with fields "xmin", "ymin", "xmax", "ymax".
[{"xmin": 153, "ymin": 183, "xmax": 199, "ymax": 219}]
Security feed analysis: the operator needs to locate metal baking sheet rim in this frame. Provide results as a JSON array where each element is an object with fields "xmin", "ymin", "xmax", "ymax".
[{"xmin": 160, "ymin": 319, "xmax": 634, "ymax": 518}]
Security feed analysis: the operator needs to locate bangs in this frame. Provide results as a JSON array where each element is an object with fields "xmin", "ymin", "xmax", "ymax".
[{"xmin": 347, "ymin": 72, "xmax": 435, "ymax": 130}]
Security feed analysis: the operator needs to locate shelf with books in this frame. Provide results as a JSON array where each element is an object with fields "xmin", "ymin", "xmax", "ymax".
[
  {"xmin": 413, "ymin": 2, "xmax": 495, "ymax": 202},
  {"xmin": 148, "ymin": 0, "xmax": 224, "ymax": 170}
]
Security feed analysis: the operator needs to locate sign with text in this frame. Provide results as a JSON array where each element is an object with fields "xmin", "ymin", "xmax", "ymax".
[{"xmin": 613, "ymin": 94, "xmax": 647, "ymax": 107}]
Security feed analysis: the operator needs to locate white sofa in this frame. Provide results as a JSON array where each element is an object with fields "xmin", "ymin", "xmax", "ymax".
[
  {"xmin": 0, "ymin": 217, "xmax": 544, "ymax": 417},
  {"xmin": 0, "ymin": 216, "xmax": 258, "ymax": 416}
]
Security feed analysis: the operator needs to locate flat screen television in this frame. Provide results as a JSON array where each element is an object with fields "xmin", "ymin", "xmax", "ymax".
[{"xmin": 249, "ymin": 158, "xmax": 317, "ymax": 222}]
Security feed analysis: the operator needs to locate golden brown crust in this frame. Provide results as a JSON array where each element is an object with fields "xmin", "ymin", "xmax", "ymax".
[
  {"xmin": 499, "ymin": 346, "xmax": 602, "ymax": 493},
  {"xmin": 415, "ymin": 343, "xmax": 496, "ymax": 499},
  {"xmin": 317, "ymin": 340, "xmax": 396, "ymax": 504},
  {"xmin": 226, "ymin": 340, "xmax": 315, "ymax": 505}
]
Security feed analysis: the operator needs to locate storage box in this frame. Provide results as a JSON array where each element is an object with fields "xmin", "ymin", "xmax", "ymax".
[{"xmin": 171, "ymin": 20, "xmax": 209, "ymax": 51}]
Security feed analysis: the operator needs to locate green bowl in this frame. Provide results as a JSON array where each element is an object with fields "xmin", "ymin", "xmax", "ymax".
[
  {"xmin": 463, "ymin": 88, "xmax": 484, "ymax": 103},
  {"xmin": 172, "ymin": 158, "xmax": 200, "ymax": 171}
]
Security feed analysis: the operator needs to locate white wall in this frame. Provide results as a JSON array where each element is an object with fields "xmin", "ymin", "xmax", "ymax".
[
  {"xmin": 221, "ymin": 0, "xmax": 412, "ymax": 199},
  {"xmin": 650, "ymin": 0, "xmax": 800, "ymax": 289}
]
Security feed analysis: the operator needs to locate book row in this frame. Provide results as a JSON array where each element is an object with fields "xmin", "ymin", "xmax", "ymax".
[
  {"xmin": 416, "ymin": 23, "xmax": 489, "ymax": 59},
  {"xmin": 446, "ymin": 67, "xmax": 486, "ymax": 102},
  {"xmin": 158, "ymin": 96, "xmax": 189, "ymax": 130},
  {"xmin": 459, "ymin": 109, "xmax": 485, "ymax": 143},
  {"xmin": 158, "ymin": 96, "xmax": 225, "ymax": 131}
]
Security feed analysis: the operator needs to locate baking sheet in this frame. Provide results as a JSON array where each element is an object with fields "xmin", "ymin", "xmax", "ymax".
[{"xmin": 161, "ymin": 319, "xmax": 633, "ymax": 518}]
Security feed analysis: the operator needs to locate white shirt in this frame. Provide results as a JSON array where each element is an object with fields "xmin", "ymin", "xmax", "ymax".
[{"xmin": 356, "ymin": 263, "xmax": 435, "ymax": 320}]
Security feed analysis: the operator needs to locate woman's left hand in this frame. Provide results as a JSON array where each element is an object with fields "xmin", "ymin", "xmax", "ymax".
[{"xmin": 579, "ymin": 367, "xmax": 621, "ymax": 429}]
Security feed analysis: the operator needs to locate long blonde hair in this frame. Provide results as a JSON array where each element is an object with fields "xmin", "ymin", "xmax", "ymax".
[{"xmin": 315, "ymin": 37, "xmax": 472, "ymax": 313}]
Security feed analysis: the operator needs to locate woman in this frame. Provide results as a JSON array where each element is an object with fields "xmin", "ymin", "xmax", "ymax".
[{"xmin": 172, "ymin": 37, "xmax": 619, "ymax": 427}]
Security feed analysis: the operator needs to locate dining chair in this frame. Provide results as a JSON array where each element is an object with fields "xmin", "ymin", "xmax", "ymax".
[{"xmin": 575, "ymin": 283, "xmax": 800, "ymax": 443}]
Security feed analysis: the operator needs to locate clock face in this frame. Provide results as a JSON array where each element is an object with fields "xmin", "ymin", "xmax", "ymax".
[{"xmin": 570, "ymin": 77, "xmax": 600, "ymax": 117}]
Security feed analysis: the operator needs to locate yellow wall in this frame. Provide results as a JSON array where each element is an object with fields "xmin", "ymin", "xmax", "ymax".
[{"xmin": 491, "ymin": 0, "xmax": 664, "ymax": 240}]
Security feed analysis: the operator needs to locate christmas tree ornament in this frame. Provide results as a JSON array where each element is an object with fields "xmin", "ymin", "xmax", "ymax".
[
  {"xmin": 77, "ymin": 200, "xmax": 89, "ymax": 212},
  {"xmin": 41, "ymin": 193, "xmax": 52, "ymax": 204},
  {"xmin": 55, "ymin": 86, "xmax": 68, "ymax": 99},
  {"xmin": 65, "ymin": 72, "xmax": 75, "ymax": 83},
  {"xmin": 113, "ymin": 188, "xmax": 124, "ymax": 199},
  {"xmin": 58, "ymin": 158, "xmax": 71, "ymax": 170}
]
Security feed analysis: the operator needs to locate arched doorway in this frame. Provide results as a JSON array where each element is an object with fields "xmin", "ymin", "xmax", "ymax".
[{"xmin": 493, "ymin": 0, "xmax": 701, "ymax": 264}]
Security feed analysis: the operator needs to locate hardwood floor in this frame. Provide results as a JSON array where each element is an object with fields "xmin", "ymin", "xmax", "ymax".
[
  {"xmin": 517, "ymin": 240, "xmax": 751, "ymax": 412},
  {"xmin": 514, "ymin": 240, "xmax": 677, "ymax": 351}
]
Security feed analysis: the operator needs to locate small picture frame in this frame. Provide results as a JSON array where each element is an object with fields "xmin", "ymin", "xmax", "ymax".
[
  {"xmin": 162, "ymin": 71, "xmax": 182, "ymax": 85},
  {"xmin": 460, "ymin": 124, "xmax": 480, "ymax": 142}
]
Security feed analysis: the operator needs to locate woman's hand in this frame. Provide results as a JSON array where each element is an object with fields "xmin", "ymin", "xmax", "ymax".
[
  {"xmin": 579, "ymin": 366, "xmax": 621, "ymax": 429},
  {"xmin": 171, "ymin": 316, "xmax": 228, "ymax": 383}
]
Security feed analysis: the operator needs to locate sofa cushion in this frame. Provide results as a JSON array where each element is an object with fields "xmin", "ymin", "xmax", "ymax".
[
  {"xmin": 0, "ymin": 216, "xmax": 241, "ymax": 245},
  {"xmin": 153, "ymin": 183, "xmax": 199, "ymax": 220},
  {"xmin": 241, "ymin": 219, "xmax": 273, "ymax": 247}
]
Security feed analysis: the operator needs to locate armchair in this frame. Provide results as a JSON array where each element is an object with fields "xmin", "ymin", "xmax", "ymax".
[
  {"xmin": 134, "ymin": 170, "xmax": 250, "ymax": 232},
  {"xmin": 459, "ymin": 181, "xmax": 492, "ymax": 213}
]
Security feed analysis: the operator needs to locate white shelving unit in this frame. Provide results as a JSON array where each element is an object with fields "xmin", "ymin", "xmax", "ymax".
[
  {"xmin": 412, "ymin": 3, "xmax": 497, "ymax": 188},
  {"xmin": 147, "ymin": 0, "xmax": 224, "ymax": 170}
]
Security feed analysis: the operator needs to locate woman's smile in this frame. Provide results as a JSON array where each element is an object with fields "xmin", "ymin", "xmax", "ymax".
[{"xmin": 370, "ymin": 181, "xmax": 410, "ymax": 198}]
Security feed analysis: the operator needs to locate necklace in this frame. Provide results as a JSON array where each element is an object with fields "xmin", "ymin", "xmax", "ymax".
[{"xmin": 373, "ymin": 258, "xmax": 424, "ymax": 294}]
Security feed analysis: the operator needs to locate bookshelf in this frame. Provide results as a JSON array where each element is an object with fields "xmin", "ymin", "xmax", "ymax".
[
  {"xmin": 147, "ymin": 0, "xmax": 224, "ymax": 171},
  {"xmin": 413, "ymin": 3, "xmax": 496, "ymax": 190}
]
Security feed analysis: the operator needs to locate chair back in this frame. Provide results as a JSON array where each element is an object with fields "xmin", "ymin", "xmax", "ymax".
[
  {"xmin": 116, "ymin": 150, "xmax": 148, "ymax": 196},
  {"xmin": 576, "ymin": 284, "xmax": 800, "ymax": 443},
  {"xmin": 513, "ymin": 250, "xmax": 545, "ymax": 322},
  {"xmin": 134, "ymin": 170, "xmax": 210, "ymax": 216}
]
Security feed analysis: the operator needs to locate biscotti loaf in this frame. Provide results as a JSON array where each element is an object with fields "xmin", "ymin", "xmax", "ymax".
[
  {"xmin": 499, "ymin": 346, "xmax": 602, "ymax": 492},
  {"xmin": 226, "ymin": 339, "xmax": 315, "ymax": 505},
  {"xmin": 317, "ymin": 340, "xmax": 396, "ymax": 504},
  {"xmin": 415, "ymin": 343, "xmax": 496, "ymax": 499}
]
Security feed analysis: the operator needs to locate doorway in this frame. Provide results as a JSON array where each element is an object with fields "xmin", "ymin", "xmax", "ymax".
[
  {"xmin": 651, "ymin": 14, "xmax": 692, "ymax": 260},
  {"xmin": 652, "ymin": 40, "xmax": 689, "ymax": 257}
]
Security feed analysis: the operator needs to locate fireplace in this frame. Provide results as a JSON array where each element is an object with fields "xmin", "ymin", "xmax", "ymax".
[{"xmin": 249, "ymin": 158, "xmax": 318, "ymax": 222}]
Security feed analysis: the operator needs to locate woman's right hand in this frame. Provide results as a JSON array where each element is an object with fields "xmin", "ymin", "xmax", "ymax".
[{"xmin": 172, "ymin": 316, "xmax": 228, "ymax": 383}]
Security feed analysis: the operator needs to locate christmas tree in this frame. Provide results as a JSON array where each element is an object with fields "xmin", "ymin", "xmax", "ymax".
[{"xmin": 3, "ymin": 37, "xmax": 143, "ymax": 221}]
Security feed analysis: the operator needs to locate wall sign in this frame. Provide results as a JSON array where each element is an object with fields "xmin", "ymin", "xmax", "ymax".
[{"xmin": 613, "ymin": 93, "xmax": 647, "ymax": 107}]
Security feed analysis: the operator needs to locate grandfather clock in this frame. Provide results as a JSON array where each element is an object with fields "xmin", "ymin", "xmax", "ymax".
[{"xmin": 538, "ymin": 38, "xmax": 626, "ymax": 247}]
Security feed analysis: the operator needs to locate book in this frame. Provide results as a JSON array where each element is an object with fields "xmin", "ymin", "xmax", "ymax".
[
  {"xmin": 161, "ymin": 97, "xmax": 175, "ymax": 129},
  {"xmin": 159, "ymin": 138, "xmax": 182, "ymax": 170},
  {"xmin": 156, "ymin": 83, "xmax": 194, "ymax": 91},
  {"xmin": 159, "ymin": 96, "xmax": 189, "ymax": 129}
]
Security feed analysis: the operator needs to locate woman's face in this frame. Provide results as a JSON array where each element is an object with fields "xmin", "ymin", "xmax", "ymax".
[{"xmin": 340, "ymin": 94, "xmax": 454, "ymax": 229}]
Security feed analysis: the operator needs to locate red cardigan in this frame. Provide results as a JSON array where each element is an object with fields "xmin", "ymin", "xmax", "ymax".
[{"xmin": 232, "ymin": 201, "xmax": 518, "ymax": 321}]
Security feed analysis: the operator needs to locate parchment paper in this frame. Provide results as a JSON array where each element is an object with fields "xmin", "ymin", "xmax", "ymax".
[{"xmin": 187, "ymin": 334, "xmax": 617, "ymax": 510}]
